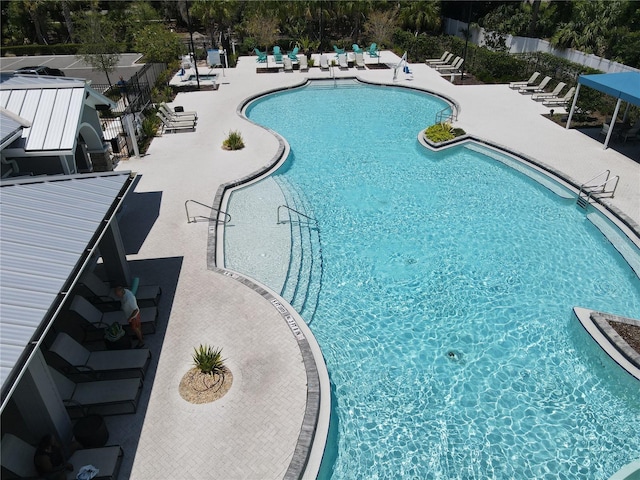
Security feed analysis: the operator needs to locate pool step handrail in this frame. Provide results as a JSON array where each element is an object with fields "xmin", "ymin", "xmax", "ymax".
[
  {"xmin": 576, "ymin": 170, "xmax": 619, "ymax": 209},
  {"xmin": 277, "ymin": 204, "xmax": 317, "ymax": 225},
  {"xmin": 185, "ymin": 199, "xmax": 231, "ymax": 223},
  {"xmin": 435, "ymin": 105, "xmax": 457, "ymax": 124}
]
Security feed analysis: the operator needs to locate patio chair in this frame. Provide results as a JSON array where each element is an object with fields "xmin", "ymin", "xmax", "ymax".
[
  {"xmin": 621, "ymin": 118, "xmax": 640, "ymax": 143},
  {"xmin": 48, "ymin": 332, "xmax": 151, "ymax": 380},
  {"xmin": 156, "ymin": 111, "xmax": 196, "ymax": 134},
  {"xmin": 425, "ymin": 51, "xmax": 449, "ymax": 64},
  {"xmin": 355, "ymin": 52, "xmax": 365, "ymax": 69},
  {"xmin": 338, "ymin": 53, "xmax": 348, "ymax": 69},
  {"xmin": 542, "ymin": 87, "xmax": 575, "ymax": 107},
  {"xmin": 69, "ymin": 295, "xmax": 158, "ymax": 334},
  {"xmin": 288, "ymin": 46, "xmax": 299, "ymax": 60},
  {"xmin": 49, "ymin": 366, "xmax": 142, "ymax": 418},
  {"xmin": 532, "ymin": 82, "xmax": 566, "ymax": 100},
  {"xmin": 283, "ymin": 56, "xmax": 294, "ymax": 72},
  {"xmin": 352, "ymin": 44, "xmax": 363, "ymax": 54},
  {"xmin": 436, "ymin": 57, "xmax": 464, "ymax": 72},
  {"xmin": 298, "ymin": 54, "xmax": 308, "ymax": 71},
  {"xmin": 518, "ymin": 75, "xmax": 552, "ymax": 94},
  {"xmin": 366, "ymin": 43, "xmax": 379, "ymax": 58},
  {"xmin": 319, "ymin": 54, "xmax": 329, "ymax": 70},
  {"xmin": 159, "ymin": 103, "xmax": 198, "ymax": 122},
  {"xmin": 273, "ymin": 46, "xmax": 283, "ymax": 63},
  {"xmin": 333, "ymin": 45, "xmax": 345, "ymax": 57},
  {"xmin": 254, "ymin": 48, "xmax": 267, "ymax": 63},
  {"xmin": 79, "ymin": 270, "xmax": 161, "ymax": 307},
  {"xmin": 509, "ymin": 71, "xmax": 540, "ymax": 89},
  {"xmin": 426, "ymin": 52, "xmax": 453, "ymax": 66},
  {"xmin": 1, "ymin": 433, "xmax": 123, "ymax": 480}
]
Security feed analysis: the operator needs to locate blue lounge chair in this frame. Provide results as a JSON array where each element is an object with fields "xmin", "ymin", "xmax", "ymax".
[
  {"xmin": 254, "ymin": 48, "xmax": 267, "ymax": 63},
  {"xmin": 352, "ymin": 44, "xmax": 363, "ymax": 53},
  {"xmin": 333, "ymin": 45, "xmax": 345, "ymax": 57},
  {"xmin": 273, "ymin": 46, "xmax": 283, "ymax": 63},
  {"xmin": 367, "ymin": 43, "xmax": 378, "ymax": 57},
  {"xmin": 288, "ymin": 46, "xmax": 299, "ymax": 60}
]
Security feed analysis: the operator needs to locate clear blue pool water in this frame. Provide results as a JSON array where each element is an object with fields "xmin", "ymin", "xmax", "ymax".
[{"xmin": 235, "ymin": 81, "xmax": 640, "ymax": 479}]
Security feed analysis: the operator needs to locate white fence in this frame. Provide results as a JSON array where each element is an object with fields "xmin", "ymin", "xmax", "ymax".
[{"xmin": 444, "ymin": 17, "xmax": 638, "ymax": 74}]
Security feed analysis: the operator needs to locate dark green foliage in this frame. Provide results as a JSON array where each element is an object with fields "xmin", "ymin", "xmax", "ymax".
[{"xmin": 192, "ymin": 345, "xmax": 226, "ymax": 376}]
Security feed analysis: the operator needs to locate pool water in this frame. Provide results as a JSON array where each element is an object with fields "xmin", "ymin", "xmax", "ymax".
[{"xmin": 234, "ymin": 81, "xmax": 640, "ymax": 479}]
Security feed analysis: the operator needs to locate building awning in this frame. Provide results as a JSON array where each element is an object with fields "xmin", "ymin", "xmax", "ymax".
[
  {"xmin": 566, "ymin": 71, "xmax": 640, "ymax": 149},
  {"xmin": 0, "ymin": 171, "xmax": 135, "ymax": 410}
]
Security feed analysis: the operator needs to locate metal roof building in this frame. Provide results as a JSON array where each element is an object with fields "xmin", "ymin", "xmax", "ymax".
[{"xmin": 0, "ymin": 171, "xmax": 135, "ymax": 410}]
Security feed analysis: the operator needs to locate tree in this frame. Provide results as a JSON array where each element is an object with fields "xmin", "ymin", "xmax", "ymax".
[
  {"xmin": 398, "ymin": 1, "xmax": 441, "ymax": 35},
  {"xmin": 243, "ymin": 11, "xmax": 279, "ymax": 50},
  {"xmin": 75, "ymin": 9, "xmax": 122, "ymax": 86},
  {"xmin": 363, "ymin": 8, "xmax": 398, "ymax": 48},
  {"xmin": 134, "ymin": 24, "xmax": 184, "ymax": 63}
]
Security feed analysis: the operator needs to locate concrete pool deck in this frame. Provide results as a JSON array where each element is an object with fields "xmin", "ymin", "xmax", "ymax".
[{"xmin": 108, "ymin": 51, "xmax": 640, "ymax": 479}]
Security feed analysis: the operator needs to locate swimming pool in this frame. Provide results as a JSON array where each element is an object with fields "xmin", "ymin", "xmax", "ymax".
[{"xmin": 228, "ymin": 80, "xmax": 640, "ymax": 479}]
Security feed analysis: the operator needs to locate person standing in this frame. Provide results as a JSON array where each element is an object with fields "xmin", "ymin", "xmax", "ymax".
[{"xmin": 114, "ymin": 286, "xmax": 144, "ymax": 348}]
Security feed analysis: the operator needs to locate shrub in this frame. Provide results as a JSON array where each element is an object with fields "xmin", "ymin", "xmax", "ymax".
[
  {"xmin": 424, "ymin": 123, "xmax": 456, "ymax": 143},
  {"xmin": 222, "ymin": 130, "xmax": 245, "ymax": 150},
  {"xmin": 192, "ymin": 345, "xmax": 226, "ymax": 376}
]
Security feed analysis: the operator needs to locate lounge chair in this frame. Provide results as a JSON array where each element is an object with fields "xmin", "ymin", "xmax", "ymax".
[
  {"xmin": 352, "ymin": 44, "xmax": 363, "ymax": 53},
  {"xmin": 621, "ymin": 118, "xmax": 640, "ymax": 143},
  {"xmin": 254, "ymin": 48, "xmax": 267, "ymax": 63},
  {"xmin": 1, "ymin": 433, "xmax": 123, "ymax": 480},
  {"xmin": 78, "ymin": 270, "xmax": 161, "ymax": 307},
  {"xmin": 283, "ymin": 56, "xmax": 294, "ymax": 72},
  {"xmin": 355, "ymin": 52, "xmax": 365, "ymax": 69},
  {"xmin": 542, "ymin": 87, "xmax": 575, "ymax": 107},
  {"xmin": 49, "ymin": 366, "xmax": 142, "ymax": 418},
  {"xmin": 518, "ymin": 75, "xmax": 552, "ymax": 94},
  {"xmin": 156, "ymin": 111, "xmax": 196, "ymax": 134},
  {"xmin": 436, "ymin": 57, "xmax": 464, "ymax": 72},
  {"xmin": 425, "ymin": 51, "xmax": 449, "ymax": 64},
  {"xmin": 338, "ymin": 53, "xmax": 348, "ymax": 69},
  {"xmin": 298, "ymin": 54, "xmax": 308, "ymax": 71},
  {"xmin": 288, "ymin": 46, "xmax": 299, "ymax": 60},
  {"xmin": 509, "ymin": 71, "xmax": 540, "ymax": 89},
  {"xmin": 532, "ymin": 82, "xmax": 566, "ymax": 100},
  {"xmin": 366, "ymin": 43, "xmax": 379, "ymax": 58},
  {"xmin": 427, "ymin": 52, "xmax": 453, "ymax": 66},
  {"xmin": 159, "ymin": 103, "xmax": 197, "ymax": 122},
  {"xmin": 319, "ymin": 54, "xmax": 329, "ymax": 70},
  {"xmin": 333, "ymin": 45, "xmax": 345, "ymax": 56},
  {"xmin": 48, "ymin": 332, "xmax": 151, "ymax": 380},
  {"xmin": 69, "ymin": 295, "xmax": 158, "ymax": 334},
  {"xmin": 273, "ymin": 46, "xmax": 283, "ymax": 63}
]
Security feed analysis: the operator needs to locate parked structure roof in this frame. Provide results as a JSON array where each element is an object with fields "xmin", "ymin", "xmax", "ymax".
[
  {"xmin": 0, "ymin": 107, "xmax": 30, "ymax": 150},
  {"xmin": 0, "ymin": 74, "xmax": 114, "ymax": 153},
  {"xmin": 0, "ymin": 171, "xmax": 134, "ymax": 409},
  {"xmin": 579, "ymin": 71, "xmax": 640, "ymax": 106}
]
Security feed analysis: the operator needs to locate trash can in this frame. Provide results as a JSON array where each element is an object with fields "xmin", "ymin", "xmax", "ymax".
[{"xmin": 109, "ymin": 138, "xmax": 120, "ymax": 153}]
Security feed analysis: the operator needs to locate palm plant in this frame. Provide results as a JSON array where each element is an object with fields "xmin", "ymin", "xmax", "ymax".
[{"xmin": 192, "ymin": 345, "xmax": 226, "ymax": 376}]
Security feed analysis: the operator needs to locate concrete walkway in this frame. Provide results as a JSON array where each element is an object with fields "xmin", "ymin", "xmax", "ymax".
[{"xmin": 106, "ymin": 52, "xmax": 639, "ymax": 479}]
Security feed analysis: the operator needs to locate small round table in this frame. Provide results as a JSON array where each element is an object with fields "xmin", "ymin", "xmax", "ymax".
[{"xmin": 73, "ymin": 414, "xmax": 109, "ymax": 448}]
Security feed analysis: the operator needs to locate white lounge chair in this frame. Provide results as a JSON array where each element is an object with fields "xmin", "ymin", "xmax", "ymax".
[
  {"xmin": 338, "ymin": 52, "xmax": 348, "ymax": 69},
  {"xmin": 355, "ymin": 52, "xmax": 365, "ymax": 69},
  {"xmin": 437, "ymin": 57, "xmax": 464, "ymax": 73},
  {"xmin": 156, "ymin": 111, "xmax": 196, "ymax": 134},
  {"xmin": 425, "ymin": 51, "xmax": 449, "ymax": 64},
  {"xmin": 435, "ymin": 56, "xmax": 461, "ymax": 71},
  {"xmin": 1, "ymin": 433, "xmax": 123, "ymax": 480},
  {"xmin": 509, "ymin": 72, "xmax": 540, "ymax": 89},
  {"xmin": 532, "ymin": 82, "xmax": 566, "ymax": 100},
  {"xmin": 159, "ymin": 103, "xmax": 197, "ymax": 122},
  {"xmin": 542, "ymin": 87, "xmax": 575, "ymax": 107},
  {"xmin": 48, "ymin": 332, "xmax": 151, "ymax": 379},
  {"xmin": 518, "ymin": 76, "xmax": 551, "ymax": 94},
  {"xmin": 69, "ymin": 295, "xmax": 158, "ymax": 334},
  {"xmin": 283, "ymin": 56, "xmax": 293, "ymax": 72},
  {"xmin": 49, "ymin": 367, "xmax": 142, "ymax": 418},
  {"xmin": 79, "ymin": 270, "xmax": 161, "ymax": 307},
  {"xmin": 427, "ymin": 52, "xmax": 453, "ymax": 65},
  {"xmin": 320, "ymin": 54, "xmax": 329, "ymax": 70},
  {"xmin": 298, "ymin": 54, "xmax": 308, "ymax": 71}
]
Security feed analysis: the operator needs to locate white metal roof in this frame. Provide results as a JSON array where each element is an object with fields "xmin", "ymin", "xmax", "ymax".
[
  {"xmin": 0, "ymin": 107, "xmax": 30, "ymax": 150},
  {"xmin": 0, "ymin": 74, "xmax": 114, "ymax": 152},
  {"xmin": 0, "ymin": 171, "xmax": 134, "ymax": 407}
]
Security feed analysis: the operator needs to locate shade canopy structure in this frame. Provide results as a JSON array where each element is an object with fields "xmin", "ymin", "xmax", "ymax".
[{"xmin": 566, "ymin": 71, "xmax": 640, "ymax": 149}]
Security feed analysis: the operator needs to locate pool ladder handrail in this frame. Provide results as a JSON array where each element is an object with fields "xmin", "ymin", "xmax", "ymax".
[
  {"xmin": 277, "ymin": 205, "xmax": 317, "ymax": 225},
  {"xmin": 576, "ymin": 170, "xmax": 619, "ymax": 209},
  {"xmin": 435, "ymin": 104, "xmax": 458, "ymax": 124},
  {"xmin": 185, "ymin": 199, "xmax": 231, "ymax": 223}
]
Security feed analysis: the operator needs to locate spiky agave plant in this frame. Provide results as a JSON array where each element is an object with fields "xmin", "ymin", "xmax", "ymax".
[{"xmin": 192, "ymin": 345, "xmax": 226, "ymax": 376}]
